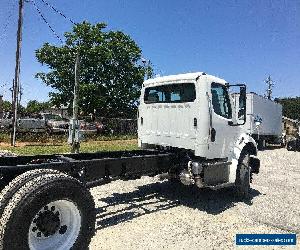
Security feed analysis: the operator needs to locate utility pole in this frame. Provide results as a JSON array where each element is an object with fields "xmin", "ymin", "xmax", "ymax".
[
  {"xmin": 18, "ymin": 82, "xmax": 23, "ymax": 107},
  {"xmin": 11, "ymin": 0, "xmax": 24, "ymax": 147},
  {"xmin": 10, "ymin": 80, "xmax": 14, "ymax": 106},
  {"xmin": 70, "ymin": 52, "xmax": 80, "ymax": 153},
  {"xmin": 10, "ymin": 79, "xmax": 15, "ymax": 146},
  {"xmin": 265, "ymin": 75, "xmax": 274, "ymax": 100}
]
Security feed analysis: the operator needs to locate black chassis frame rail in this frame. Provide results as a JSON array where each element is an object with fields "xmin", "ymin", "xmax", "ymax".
[{"xmin": 0, "ymin": 150, "xmax": 177, "ymax": 187}]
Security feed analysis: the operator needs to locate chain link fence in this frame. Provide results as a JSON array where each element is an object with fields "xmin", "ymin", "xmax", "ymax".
[{"xmin": 98, "ymin": 117, "xmax": 137, "ymax": 135}]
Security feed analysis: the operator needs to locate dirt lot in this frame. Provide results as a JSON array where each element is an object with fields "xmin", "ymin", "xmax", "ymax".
[{"xmin": 89, "ymin": 148, "xmax": 299, "ymax": 249}]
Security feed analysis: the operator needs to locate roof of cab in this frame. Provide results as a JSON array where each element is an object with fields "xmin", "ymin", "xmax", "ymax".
[{"xmin": 143, "ymin": 72, "xmax": 227, "ymax": 87}]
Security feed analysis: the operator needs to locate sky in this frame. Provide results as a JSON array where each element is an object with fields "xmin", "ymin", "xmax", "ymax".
[{"xmin": 0, "ymin": 0, "xmax": 299, "ymax": 106}]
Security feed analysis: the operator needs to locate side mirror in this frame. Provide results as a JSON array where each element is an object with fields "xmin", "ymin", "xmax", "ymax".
[
  {"xmin": 227, "ymin": 84, "xmax": 247, "ymax": 126},
  {"xmin": 238, "ymin": 86, "xmax": 246, "ymax": 125}
]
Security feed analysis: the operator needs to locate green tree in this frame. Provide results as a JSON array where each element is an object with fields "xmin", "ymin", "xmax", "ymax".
[
  {"xmin": 2, "ymin": 100, "xmax": 25, "ymax": 116},
  {"xmin": 26, "ymin": 100, "xmax": 51, "ymax": 114},
  {"xmin": 35, "ymin": 21, "xmax": 152, "ymax": 118},
  {"xmin": 2, "ymin": 101, "xmax": 12, "ymax": 112},
  {"xmin": 275, "ymin": 97, "xmax": 300, "ymax": 120}
]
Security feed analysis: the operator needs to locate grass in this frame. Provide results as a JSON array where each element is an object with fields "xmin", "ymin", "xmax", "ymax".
[
  {"xmin": 0, "ymin": 133, "xmax": 138, "ymax": 155},
  {"xmin": 0, "ymin": 132, "xmax": 137, "ymax": 143}
]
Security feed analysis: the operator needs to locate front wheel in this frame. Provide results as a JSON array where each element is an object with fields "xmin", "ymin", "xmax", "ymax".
[
  {"xmin": 235, "ymin": 153, "xmax": 251, "ymax": 199},
  {"xmin": 0, "ymin": 173, "xmax": 95, "ymax": 250}
]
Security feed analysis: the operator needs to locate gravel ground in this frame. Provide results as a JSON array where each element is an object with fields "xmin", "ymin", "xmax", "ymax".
[
  {"xmin": 0, "ymin": 150, "xmax": 17, "ymax": 157},
  {"xmin": 90, "ymin": 148, "xmax": 300, "ymax": 249}
]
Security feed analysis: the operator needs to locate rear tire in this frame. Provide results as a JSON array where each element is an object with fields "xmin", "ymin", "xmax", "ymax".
[
  {"xmin": 287, "ymin": 140, "xmax": 295, "ymax": 151},
  {"xmin": 0, "ymin": 169, "xmax": 60, "ymax": 217},
  {"xmin": 0, "ymin": 173, "xmax": 95, "ymax": 250},
  {"xmin": 235, "ymin": 152, "xmax": 251, "ymax": 199}
]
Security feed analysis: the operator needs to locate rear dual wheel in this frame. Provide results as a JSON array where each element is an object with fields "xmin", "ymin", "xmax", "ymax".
[
  {"xmin": 0, "ymin": 171, "xmax": 95, "ymax": 250},
  {"xmin": 0, "ymin": 169, "xmax": 61, "ymax": 217}
]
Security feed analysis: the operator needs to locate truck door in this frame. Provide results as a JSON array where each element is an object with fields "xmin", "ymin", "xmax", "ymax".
[{"xmin": 209, "ymin": 82, "xmax": 234, "ymax": 159}]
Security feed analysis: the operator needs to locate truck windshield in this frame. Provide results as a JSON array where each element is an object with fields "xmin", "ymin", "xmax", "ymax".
[
  {"xmin": 211, "ymin": 83, "xmax": 232, "ymax": 119},
  {"xmin": 144, "ymin": 83, "xmax": 196, "ymax": 103}
]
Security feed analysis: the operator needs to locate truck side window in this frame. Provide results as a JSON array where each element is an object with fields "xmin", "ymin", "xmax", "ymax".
[
  {"xmin": 144, "ymin": 83, "xmax": 196, "ymax": 103},
  {"xmin": 170, "ymin": 87, "xmax": 181, "ymax": 102},
  {"xmin": 146, "ymin": 88, "xmax": 166, "ymax": 103},
  {"xmin": 211, "ymin": 83, "xmax": 232, "ymax": 119}
]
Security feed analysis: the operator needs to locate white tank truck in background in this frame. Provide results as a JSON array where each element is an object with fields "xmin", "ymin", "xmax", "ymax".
[
  {"xmin": 138, "ymin": 72, "xmax": 260, "ymax": 193},
  {"xmin": 231, "ymin": 92, "xmax": 282, "ymax": 150}
]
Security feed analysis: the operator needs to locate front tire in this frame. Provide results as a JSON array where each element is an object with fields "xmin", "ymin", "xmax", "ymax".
[
  {"xmin": 0, "ymin": 173, "xmax": 95, "ymax": 250},
  {"xmin": 235, "ymin": 152, "xmax": 251, "ymax": 199}
]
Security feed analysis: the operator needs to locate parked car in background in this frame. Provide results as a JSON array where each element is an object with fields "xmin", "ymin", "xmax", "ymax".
[
  {"xmin": 17, "ymin": 118, "xmax": 46, "ymax": 133},
  {"xmin": 0, "ymin": 118, "xmax": 46, "ymax": 133},
  {"xmin": 1, "ymin": 112, "xmax": 106, "ymax": 135},
  {"xmin": 0, "ymin": 118, "xmax": 12, "ymax": 130},
  {"xmin": 0, "ymin": 112, "xmax": 12, "ymax": 130},
  {"xmin": 41, "ymin": 113, "xmax": 69, "ymax": 133},
  {"xmin": 79, "ymin": 120, "xmax": 97, "ymax": 134},
  {"xmin": 79, "ymin": 116, "xmax": 104, "ymax": 134}
]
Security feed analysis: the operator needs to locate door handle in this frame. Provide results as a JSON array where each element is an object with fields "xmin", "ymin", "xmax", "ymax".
[
  {"xmin": 211, "ymin": 128, "xmax": 216, "ymax": 142},
  {"xmin": 194, "ymin": 118, "xmax": 197, "ymax": 128}
]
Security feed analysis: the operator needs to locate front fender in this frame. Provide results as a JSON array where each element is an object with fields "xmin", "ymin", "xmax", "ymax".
[{"xmin": 228, "ymin": 133, "xmax": 258, "ymax": 183}]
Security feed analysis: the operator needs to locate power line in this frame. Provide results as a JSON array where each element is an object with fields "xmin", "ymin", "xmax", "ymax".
[
  {"xmin": 38, "ymin": 0, "xmax": 76, "ymax": 25},
  {"xmin": 30, "ymin": 0, "xmax": 64, "ymax": 44}
]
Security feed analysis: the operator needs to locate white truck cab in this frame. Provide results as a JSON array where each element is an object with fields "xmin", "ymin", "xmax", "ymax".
[{"xmin": 138, "ymin": 72, "xmax": 260, "ymax": 197}]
